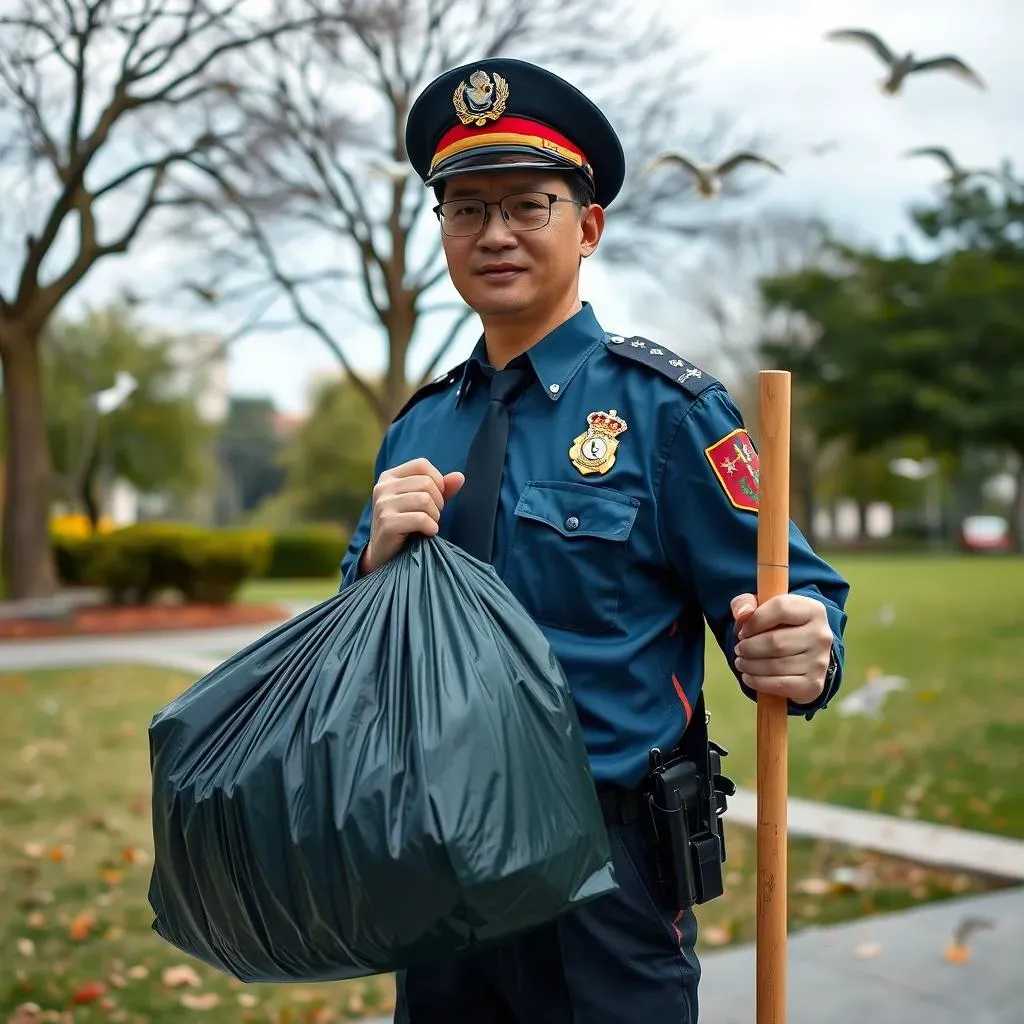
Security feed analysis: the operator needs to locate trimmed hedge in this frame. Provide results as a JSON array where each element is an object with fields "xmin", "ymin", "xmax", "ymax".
[
  {"xmin": 69, "ymin": 524, "xmax": 272, "ymax": 605},
  {"xmin": 263, "ymin": 526, "xmax": 349, "ymax": 579}
]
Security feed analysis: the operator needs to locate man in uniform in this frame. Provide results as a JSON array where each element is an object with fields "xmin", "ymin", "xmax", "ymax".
[{"xmin": 339, "ymin": 57, "xmax": 849, "ymax": 1023}]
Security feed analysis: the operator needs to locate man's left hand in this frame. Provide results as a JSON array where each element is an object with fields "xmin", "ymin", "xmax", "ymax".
[{"xmin": 729, "ymin": 594, "xmax": 833, "ymax": 706}]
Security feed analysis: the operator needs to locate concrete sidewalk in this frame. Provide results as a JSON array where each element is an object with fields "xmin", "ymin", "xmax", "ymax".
[{"xmin": 357, "ymin": 887, "xmax": 1023, "ymax": 1024}]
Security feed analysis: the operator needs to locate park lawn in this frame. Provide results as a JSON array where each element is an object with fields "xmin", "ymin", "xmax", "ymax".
[
  {"xmin": 0, "ymin": 663, "xmax": 1004, "ymax": 1018},
  {"xmin": 239, "ymin": 579, "xmax": 339, "ymax": 605},
  {"xmin": 701, "ymin": 554, "xmax": 1024, "ymax": 838},
  {"xmin": 0, "ymin": 665, "xmax": 394, "ymax": 1024}
]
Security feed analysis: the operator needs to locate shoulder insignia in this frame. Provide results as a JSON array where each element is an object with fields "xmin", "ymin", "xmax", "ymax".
[
  {"xmin": 391, "ymin": 361, "xmax": 467, "ymax": 423},
  {"xmin": 604, "ymin": 334, "xmax": 719, "ymax": 398}
]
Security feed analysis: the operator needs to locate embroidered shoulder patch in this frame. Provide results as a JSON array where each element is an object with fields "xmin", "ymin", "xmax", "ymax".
[{"xmin": 705, "ymin": 428, "xmax": 760, "ymax": 512}]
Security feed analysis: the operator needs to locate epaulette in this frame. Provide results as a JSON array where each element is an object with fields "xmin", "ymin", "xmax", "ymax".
[
  {"xmin": 604, "ymin": 334, "xmax": 720, "ymax": 399},
  {"xmin": 391, "ymin": 360, "xmax": 468, "ymax": 423}
]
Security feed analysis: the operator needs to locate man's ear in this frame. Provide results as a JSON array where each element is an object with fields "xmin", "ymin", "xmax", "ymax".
[{"xmin": 580, "ymin": 204, "xmax": 605, "ymax": 258}]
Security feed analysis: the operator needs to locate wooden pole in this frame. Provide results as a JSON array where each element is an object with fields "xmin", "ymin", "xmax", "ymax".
[{"xmin": 755, "ymin": 370, "xmax": 792, "ymax": 1024}]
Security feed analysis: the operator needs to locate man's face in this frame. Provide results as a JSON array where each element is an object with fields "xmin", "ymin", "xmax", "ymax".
[{"xmin": 437, "ymin": 169, "xmax": 604, "ymax": 319}]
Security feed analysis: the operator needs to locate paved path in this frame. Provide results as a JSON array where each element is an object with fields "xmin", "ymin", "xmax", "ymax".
[{"xmin": 354, "ymin": 887, "xmax": 1023, "ymax": 1024}]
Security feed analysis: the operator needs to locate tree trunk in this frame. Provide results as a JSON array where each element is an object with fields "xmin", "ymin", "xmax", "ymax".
[
  {"xmin": 1012, "ymin": 451, "xmax": 1024, "ymax": 554},
  {"xmin": 0, "ymin": 326, "xmax": 59, "ymax": 599}
]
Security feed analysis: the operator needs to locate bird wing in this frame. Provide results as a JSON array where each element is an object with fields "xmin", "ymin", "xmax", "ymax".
[
  {"xmin": 716, "ymin": 151, "xmax": 784, "ymax": 176},
  {"xmin": 825, "ymin": 28, "xmax": 897, "ymax": 67},
  {"xmin": 904, "ymin": 146, "xmax": 959, "ymax": 172},
  {"xmin": 645, "ymin": 152, "xmax": 703, "ymax": 178},
  {"xmin": 911, "ymin": 56, "xmax": 986, "ymax": 88},
  {"xmin": 952, "ymin": 915, "xmax": 995, "ymax": 945}
]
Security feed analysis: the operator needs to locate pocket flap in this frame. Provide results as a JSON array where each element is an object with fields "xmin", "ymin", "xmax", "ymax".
[{"xmin": 514, "ymin": 481, "xmax": 639, "ymax": 541}]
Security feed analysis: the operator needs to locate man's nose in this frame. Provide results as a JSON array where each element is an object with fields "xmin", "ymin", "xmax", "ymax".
[{"xmin": 477, "ymin": 206, "xmax": 517, "ymax": 246}]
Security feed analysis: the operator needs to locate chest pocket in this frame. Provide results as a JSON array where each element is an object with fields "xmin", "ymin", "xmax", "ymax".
[{"xmin": 505, "ymin": 481, "xmax": 640, "ymax": 634}]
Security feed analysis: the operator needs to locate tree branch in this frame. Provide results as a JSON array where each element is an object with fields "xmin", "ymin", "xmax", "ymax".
[{"xmin": 415, "ymin": 305, "xmax": 476, "ymax": 387}]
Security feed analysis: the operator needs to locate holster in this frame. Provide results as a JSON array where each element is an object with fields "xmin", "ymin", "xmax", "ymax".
[{"xmin": 643, "ymin": 691, "xmax": 736, "ymax": 908}]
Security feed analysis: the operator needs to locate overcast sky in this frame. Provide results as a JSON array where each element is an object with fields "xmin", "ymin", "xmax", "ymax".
[{"xmin": 64, "ymin": 0, "xmax": 1023, "ymax": 414}]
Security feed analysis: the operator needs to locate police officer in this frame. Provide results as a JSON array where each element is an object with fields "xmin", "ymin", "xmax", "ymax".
[{"xmin": 339, "ymin": 57, "xmax": 849, "ymax": 1023}]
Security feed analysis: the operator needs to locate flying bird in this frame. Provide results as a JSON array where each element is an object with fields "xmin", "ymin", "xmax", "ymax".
[
  {"xmin": 645, "ymin": 151, "xmax": 783, "ymax": 199},
  {"xmin": 825, "ymin": 29, "xmax": 986, "ymax": 94},
  {"xmin": 903, "ymin": 146, "xmax": 998, "ymax": 187},
  {"xmin": 93, "ymin": 371, "xmax": 138, "ymax": 415},
  {"xmin": 945, "ymin": 915, "xmax": 995, "ymax": 963}
]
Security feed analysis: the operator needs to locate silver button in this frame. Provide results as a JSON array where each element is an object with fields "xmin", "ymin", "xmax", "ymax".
[
  {"xmin": 549, "ymin": 383, "xmax": 560, "ymax": 394},
  {"xmin": 564, "ymin": 515, "xmax": 580, "ymax": 531},
  {"xmin": 608, "ymin": 334, "xmax": 624, "ymax": 344}
]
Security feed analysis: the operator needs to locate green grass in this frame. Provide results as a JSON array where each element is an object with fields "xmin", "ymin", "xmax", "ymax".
[
  {"xmin": 0, "ymin": 665, "xmax": 395, "ymax": 1023},
  {"xmin": 238, "ymin": 578, "xmax": 339, "ymax": 605},
  {"xmin": 703, "ymin": 554, "xmax": 1024, "ymax": 838}
]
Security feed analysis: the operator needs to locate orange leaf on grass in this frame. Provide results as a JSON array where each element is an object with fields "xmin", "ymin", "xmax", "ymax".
[
  {"xmin": 71, "ymin": 980, "xmax": 107, "ymax": 1004},
  {"xmin": 67, "ymin": 910, "xmax": 96, "ymax": 941}
]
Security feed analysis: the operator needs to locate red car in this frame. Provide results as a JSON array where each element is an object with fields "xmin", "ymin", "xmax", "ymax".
[{"xmin": 960, "ymin": 515, "xmax": 1012, "ymax": 552}]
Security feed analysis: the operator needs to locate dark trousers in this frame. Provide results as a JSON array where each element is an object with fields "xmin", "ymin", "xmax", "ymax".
[{"xmin": 394, "ymin": 818, "xmax": 701, "ymax": 1023}]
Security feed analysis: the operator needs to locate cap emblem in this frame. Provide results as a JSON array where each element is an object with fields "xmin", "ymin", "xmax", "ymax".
[{"xmin": 453, "ymin": 69, "xmax": 509, "ymax": 127}]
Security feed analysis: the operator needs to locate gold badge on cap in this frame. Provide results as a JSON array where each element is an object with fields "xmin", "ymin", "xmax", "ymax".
[
  {"xmin": 453, "ymin": 69, "xmax": 509, "ymax": 127},
  {"xmin": 569, "ymin": 409, "xmax": 628, "ymax": 476}
]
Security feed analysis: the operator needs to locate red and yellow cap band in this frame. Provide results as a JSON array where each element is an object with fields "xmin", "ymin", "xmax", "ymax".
[{"xmin": 430, "ymin": 116, "xmax": 590, "ymax": 174}]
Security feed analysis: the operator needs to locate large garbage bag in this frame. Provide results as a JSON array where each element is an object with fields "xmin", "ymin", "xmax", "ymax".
[{"xmin": 147, "ymin": 534, "xmax": 616, "ymax": 983}]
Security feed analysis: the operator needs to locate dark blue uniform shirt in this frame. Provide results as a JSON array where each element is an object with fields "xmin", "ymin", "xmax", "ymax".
[{"xmin": 340, "ymin": 303, "xmax": 849, "ymax": 789}]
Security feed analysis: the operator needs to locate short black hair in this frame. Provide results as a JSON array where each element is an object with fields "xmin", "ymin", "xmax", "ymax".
[{"xmin": 431, "ymin": 170, "xmax": 595, "ymax": 208}]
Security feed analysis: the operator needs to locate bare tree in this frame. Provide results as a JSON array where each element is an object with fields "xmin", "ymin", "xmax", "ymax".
[
  {"xmin": 175, "ymin": 0, "xmax": 727, "ymax": 430},
  {"xmin": 0, "ymin": 0, "xmax": 324, "ymax": 599},
  {"xmin": 647, "ymin": 211, "xmax": 840, "ymax": 535}
]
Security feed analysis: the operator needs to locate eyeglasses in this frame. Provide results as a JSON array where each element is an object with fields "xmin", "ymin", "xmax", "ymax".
[{"xmin": 433, "ymin": 191, "xmax": 583, "ymax": 237}]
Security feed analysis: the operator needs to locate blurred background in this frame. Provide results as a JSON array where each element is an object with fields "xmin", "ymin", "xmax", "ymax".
[{"xmin": 1, "ymin": 2, "xmax": 1021, "ymax": 1023}]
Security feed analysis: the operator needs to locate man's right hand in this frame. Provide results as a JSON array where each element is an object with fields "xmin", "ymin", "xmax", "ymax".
[{"xmin": 359, "ymin": 458, "xmax": 465, "ymax": 575}]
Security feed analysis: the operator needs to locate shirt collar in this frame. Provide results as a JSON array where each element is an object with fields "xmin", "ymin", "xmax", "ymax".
[{"xmin": 456, "ymin": 302, "xmax": 605, "ymax": 407}]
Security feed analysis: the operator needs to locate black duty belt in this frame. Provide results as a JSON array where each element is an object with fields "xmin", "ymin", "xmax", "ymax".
[{"xmin": 597, "ymin": 785, "xmax": 647, "ymax": 827}]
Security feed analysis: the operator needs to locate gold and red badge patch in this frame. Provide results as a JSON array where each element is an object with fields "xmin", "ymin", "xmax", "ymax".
[{"xmin": 704, "ymin": 429, "xmax": 760, "ymax": 512}]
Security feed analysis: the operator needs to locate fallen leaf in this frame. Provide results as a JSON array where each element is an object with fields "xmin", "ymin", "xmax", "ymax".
[
  {"xmin": 701, "ymin": 923, "xmax": 732, "ymax": 947},
  {"xmin": 346, "ymin": 994, "xmax": 365, "ymax": 1014},
  {"xmin": 104, "ymin": 926, "xmax": 125, "ymax": 942},
  {"xmin": 236, "ymin": 994, "xmax": 259, "ymax": 1008},
  {"xmin": 945, "ymin": 944, "xmax": 972, "ymax": 964},
  {"xmin": 854, "ymin": 943, "xmax": 881, "ymax": 959},
  {"xmin": 47, "ymin": 845, "xmax": 74, "ymax": 862},
  {"xmin": 18, "ymin": 889, "xmax": 54, "ymax": 911},
  {"xmin": 122, "ymin": 846, "xmax": 148, "ymax": 864},
  {"xmin": 100, "ymin": 867, "xmax": 125, "ymax": 886},
  {"xmin": 162, "ymin": 965, "xmax": 202, "ymax": 988},
  {"xmin": 795, "ymin": 877, "xmax": 835, "ymax": 896},
  {"xmin": 16, "ymin": 937, "xmax": 36, "ymax": 957},
  {"xmin": 180, "ymin": 993, "xmax": 221, "ymax": 1010},
  {"xmin": 7, "ymin": 1003, "xmax": 41, "ymax": 1024},
  {"xmin": 127, "ymin": 965, "xmax": 149, "ymax": 980},
  {"xmin": 107, "ymin": 973, "xmax": 128, "ymax": 989},
  {"xmin": 25, "ymin": 912, "xmax": 46, "ymax": 928},
  {"xmin": 70, "ymin": 981, "xmax": 107, "ymax": 1005},
  {"xmin": 22, "ymin": 842, "xmax": 44, "ymax": 859},
  {"xmin": 68, "ymin": 910, "xmax": 96, "ymax": 941}
]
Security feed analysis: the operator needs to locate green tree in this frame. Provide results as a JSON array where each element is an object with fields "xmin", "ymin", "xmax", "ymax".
[
  {"xmin": 42, "ymin": 306, "xmax": 217, "ymax": 525},
  {"xmin": 0, "ymin": 0, "xmax": 319, "ymax": 598},
  {"xmin": 759, "ymin": 171, "xmax": 1024, "ymax": 547},
  {"xmin": 257, "ymin": 376, "xmax": 379, "ymax": 530},
  {"xmin": 217, "ymin": 398, "xmax": 287, "ymax": 519}
]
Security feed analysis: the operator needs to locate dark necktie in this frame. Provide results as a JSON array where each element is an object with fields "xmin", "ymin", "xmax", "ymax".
[{"xmin": 448, "ymin": 365, "xmax": 531, "ymax": 563}]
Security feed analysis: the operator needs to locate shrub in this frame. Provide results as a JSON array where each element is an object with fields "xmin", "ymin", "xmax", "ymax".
[
  {"xmin": 263, "ymin": 526, "xmax": 349, "ymax": 579},
  {"xmin": 84, "ymin": 524, "xmax": 272, "ymax": 605},
  {"xmin": 52, "ymin": 534, "xmax": 93, "ymax": 586}
]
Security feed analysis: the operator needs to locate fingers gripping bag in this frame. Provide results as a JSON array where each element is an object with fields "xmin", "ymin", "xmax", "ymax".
[{"xmin": 147, "ymin": 534, "xmax": 616, "ymax": 982}]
